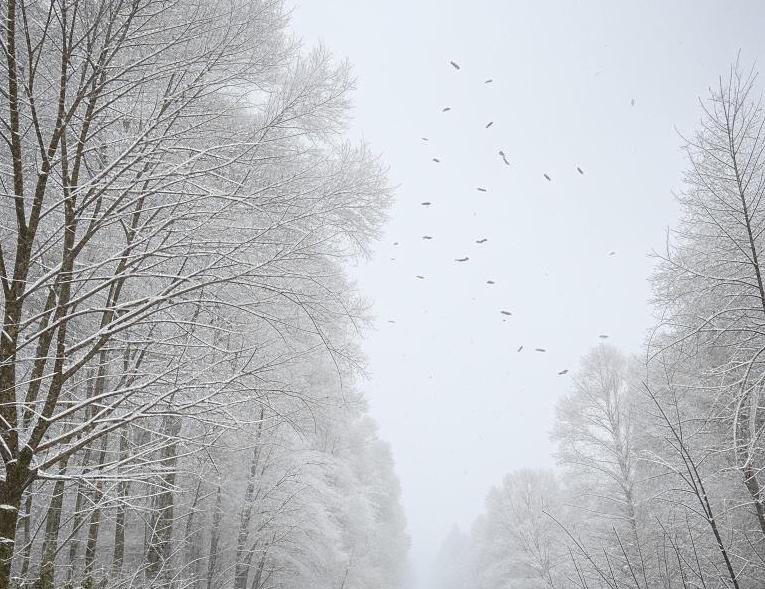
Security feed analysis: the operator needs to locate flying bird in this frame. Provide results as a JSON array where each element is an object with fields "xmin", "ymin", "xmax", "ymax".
[
  {"xmin": 486, "ymin": 280, "xmax": 495, "ymax": 284},
  {"xmin": 421, "ymin": 137, "xmax": 429, "ymax": 141},
  {"xmin": 393, "ymin": 242, "xmax": 399, "ymax": 246},
  {"xmin": 476, "ymin": 238, "xmax": 488, "ymax": 244},
  {"xmin": 455, "ymin": 257, "xmax": 469, "ymax": 262},
  {"xmin": 484, "ymin": 78, "xmax": 493, "ymax": 84},
  {"xmin": 477, "ymin": 187, "xmax": 487, "ymax": 192},
  {"xmin": 485, "ymin": 121, "xmax": 494, "ymax": 128},
  {"xmin": 577, "ymin": 166, "xmax": 584, "ymax": 175},
  {"xmin": 535, "ymin": 348, "xmax": 547, "ymax": 352},
  {"xmin": 544, "ymin": 173, "xmax": 551, "ymax": 182},
  {"xmin": 499, "ymin": 151, "xmax": 510, "ymax": 166},
  {"xmin": 450, "ymin": 61, "xmax": 460, "ymax": 70},
  {"xmin": 422, "ymin": 235, "xmax": 433, "ymax": 240},
  {"xmin": 421, "ymin": 202, "xmax": 432, "ymax": 206},
  {"xmin": 500, "ymin": 311, "xmax": 512, "ymax": 316},
  {"xmin": 558, "ymin": 369, "xmax": 569, "ymax": 375},
  {"xmin": 608, "ymin": 251, "xmax": 616, "ymax": 256},
  {"xmin": 432, "ymin": 158, "xmax": 440, "ymax": 163},
  {"xmin": 387, "ymin": 320, "xmax": 396, "ymax": 324},
  {"xmin": 599, "ymin": 334, "xmax": 609, "ymax": 339},
  {"xmin": 442, "ymin": 107, "xmax": 451, "ymax": 112},
  {"xmin": 416, "ymin": 275, "xmax": 425, "ymax": 279}
]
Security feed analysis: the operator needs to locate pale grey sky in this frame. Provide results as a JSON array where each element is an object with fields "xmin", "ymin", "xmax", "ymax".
[{"xmin": 291, "ymin": 2, "xmax": 765, "ymax": 586}]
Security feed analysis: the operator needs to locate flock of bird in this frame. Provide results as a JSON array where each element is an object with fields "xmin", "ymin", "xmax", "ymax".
[{"xmin": 387, "ymin": 60, "xmax": 616, "ymax": 376}]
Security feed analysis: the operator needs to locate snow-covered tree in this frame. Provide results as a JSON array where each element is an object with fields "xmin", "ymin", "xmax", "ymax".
[{"xmin": 0, "ymin": 1, "xmax": 407, "ymax": 588}]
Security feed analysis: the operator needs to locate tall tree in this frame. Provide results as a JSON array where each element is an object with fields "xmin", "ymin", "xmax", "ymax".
[
  {"xmin": 0, "ymin": 0, "xmax": 402, "ymax": 587},
  {"xmin": 553, "ymin": 345, "xmax": 642, "ymax": 549},
  {"xmin": 651, "ymin": 62, "xmax": 765, "ymax": 540}
]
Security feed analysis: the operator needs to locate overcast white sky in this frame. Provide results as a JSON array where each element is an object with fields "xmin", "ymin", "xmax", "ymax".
[{"xmin": 290, "ymin": 2, "xmax": 765, "ymax": 586}]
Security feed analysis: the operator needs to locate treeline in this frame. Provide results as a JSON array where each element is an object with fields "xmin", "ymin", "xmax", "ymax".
[
  {"xmin": 0, "ymin": 1, "xmax": 408, "ymax": 588},
  {"xmin": 435, "ymin": 65, "xmax": 765, "ymax": 588}
]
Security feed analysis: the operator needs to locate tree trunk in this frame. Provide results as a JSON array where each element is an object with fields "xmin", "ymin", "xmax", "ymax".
[
  {"xmin": 0, "ymin": 466, "xmax": 27, "ymax": 589},
  {"xmin": 743, "ymin": 464, "xmax": 765, "ymax": 538},
  {"xmin": 234, "ymin": 412, "xmax": 264, "ymax": 589},
  {"xmin": 183, "ymin": 480, "xmax": 203, "ymax": 589},
  {"xmin": 64, "ymin": 475, "xmax": 89, "ymax": 588},
  {"xmin": 17, "ymin": 492, "xmax": 33, "ymax": 585},
  {"xmin": 205, "ymin": 487, "xmax": 223, "ymax": 589},
  {"xmin": 110, "ymin": 428, "xmax": 131, "ymax": 579},
  {"xmin": 146, "ymin": 415, "xmax": 181, "ymax": 587},
  {"xmin": 34, "ymin": 459, "xmax": 70, "ymax": 589},
  {"xmin": 82, "ymin": 432, "xmax": 109, "ymax": 589},
  {"xmin": 82, "ymin": 485, "xmax": 103, "ymax": 589},
  {"xmin": 249, "ymin": 549, "xmax": 268, "ymax": 589}
]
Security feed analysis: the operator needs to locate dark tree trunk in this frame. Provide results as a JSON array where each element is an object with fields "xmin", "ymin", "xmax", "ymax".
[
  {"xmin": 743, "ymin": 464, "xmax": 765, "ymax": 538},
  {"xmin": 34, "ymin": 459, "xmax": 70, "ymax": 589},
  {"xmin": 0, "ymin": 465, "xmax": 28, "ymax": 589},
  {"xmin": 17, "ymin": 492, "xmax": 33, "ymax": 584}
]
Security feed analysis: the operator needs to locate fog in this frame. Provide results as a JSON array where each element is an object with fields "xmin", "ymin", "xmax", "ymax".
[{"xmin": 291, "ymin": 1, "xmax": 765, "ymax": 586}]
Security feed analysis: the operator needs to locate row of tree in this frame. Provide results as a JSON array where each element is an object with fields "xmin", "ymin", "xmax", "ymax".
[
  {"xmin": 0, "ymin": 1, "xmax": 408, "ymax": 588},
  {"xmin": 435, "ymin": 64, "xmax": 765, "ymax": 588}
]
